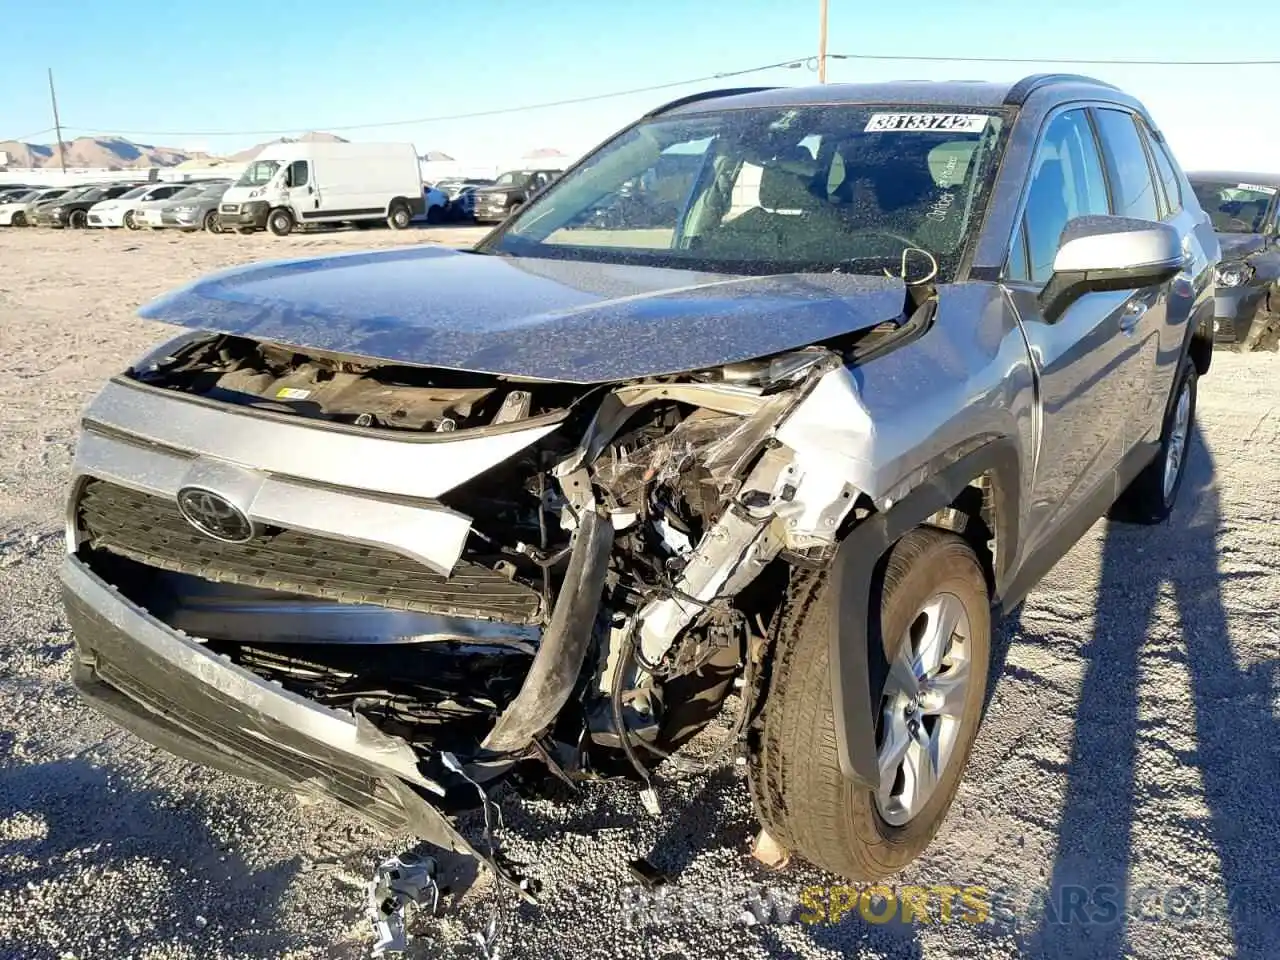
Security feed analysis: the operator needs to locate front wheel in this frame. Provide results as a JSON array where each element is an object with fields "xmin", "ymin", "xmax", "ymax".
[
  {"xmin": 123, "ymin": 210, "xmax": 140, "ymax": 231},
  {"xmin": 267, "ymin": 208, "xmax": 295, "ymax": 236},
  {"xmin": 749, "ymin": 527, "xmax": 990, "ymax": 880},
  {"xmin": 425, "ymin": 204, "xmax": 444, "ymax": 225},
  {"xmin": 68, "ymin": 209, "xmax": 88, "ymax": 229},
  {"xmin": 11, "ymin": 212, "xmax": 26, "ymax": 227},
  {"xmin": 203, "ymin": 210, "xmax": 222, "ymax": 233},
  {"xmin": 387, "ymin": 200, "xmax": 412, "ymax": 230},
  {"xmin": 1108, "ymin": 364, "xmax": 1197, "ymax": 525}
]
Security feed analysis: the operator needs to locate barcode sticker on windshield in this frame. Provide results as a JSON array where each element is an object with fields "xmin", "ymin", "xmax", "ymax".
[
  {"xmin": 864, "ymin": 113, "xmax": 989, "ymax": 133},
  {"xmin": 1237, "ymin": 183, "xmax": 1278, "ymax": 195}
]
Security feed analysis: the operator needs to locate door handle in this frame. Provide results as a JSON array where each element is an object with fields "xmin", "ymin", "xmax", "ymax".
[{"xmin": 1119, "ymin": 299, "xmax": 1147, "ymax": 333}]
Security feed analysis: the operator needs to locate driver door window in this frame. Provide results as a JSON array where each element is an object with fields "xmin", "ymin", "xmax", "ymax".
[
  {"xmin": 286, "ymin": 161, "xmax": 309, "ymax": 188},
  {"xmin": 1008, "ymin": 108, "xmax": 1111, "ymax": 285}
]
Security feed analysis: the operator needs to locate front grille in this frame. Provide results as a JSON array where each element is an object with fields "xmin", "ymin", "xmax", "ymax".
[{"xmin": 77, "ymin": 479, "xmax": 544, "ymax": 624}]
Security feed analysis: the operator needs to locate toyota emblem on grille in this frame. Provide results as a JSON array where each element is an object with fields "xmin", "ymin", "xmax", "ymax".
[{"xmin": 176, "ymin": 487, "xmax": 256, "ymax": 543}]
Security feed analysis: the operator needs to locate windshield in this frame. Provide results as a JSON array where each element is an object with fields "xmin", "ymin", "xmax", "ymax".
[
  {"xmin": 198, "ymin": 182, "xmax": 229, "ymax": 197},
  {"xmin": 483, "ymin": 105, "xmax": 1007, "ymax": 280},
  {"xmin": 237, "ymin": 160, "xmax": 281, "ymax": 186},
  {"xmin": 8, "ymin": 191, "xmax": 38, "ymax": 203},
  {"xmin": 77, "ymin": 188, "xmax": 106, "ymax": 202},
  {"xmin": 1190, "ymin": 179, "xmax": 1277, "ymax": 234},
  {"xmin": 495, "ymin": 171, "xmax": 530, "ymax": 187},
  {"xmin": 168, "ymin": 186, "xmax": 204, "ymax": 202},
  {"xmin": 118, "ymin": 186, "xmax": 151, "ymax": 200}
]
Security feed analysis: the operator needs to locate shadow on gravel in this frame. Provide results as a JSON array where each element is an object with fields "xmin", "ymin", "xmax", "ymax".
[
  {"xmin": 1028, "ymin": 428, "xmax": 1279, "ymax": 959},
  {"xmin": 0, "ymin": 757, "xmax": 300, "ymax": 959}
]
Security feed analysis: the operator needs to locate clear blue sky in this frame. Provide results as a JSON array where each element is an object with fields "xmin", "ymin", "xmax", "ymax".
[{"xmin": 2, "ymin": 0, "xmax": 1277, "ymax": 170}]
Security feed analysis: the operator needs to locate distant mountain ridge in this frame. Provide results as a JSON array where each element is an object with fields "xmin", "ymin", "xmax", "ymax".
[
  {"xmin": 226, "ymin": 131, "xmax": 349, "ymax": 162},
  {"xmin": 0, "ymin": 132, "xmax": 350, "ymax": 169}
]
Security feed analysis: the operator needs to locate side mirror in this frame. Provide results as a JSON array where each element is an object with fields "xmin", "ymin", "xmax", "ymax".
[{"xmin": 1039, "ymin": 215, "xmax": 1183, "ymax": 322}]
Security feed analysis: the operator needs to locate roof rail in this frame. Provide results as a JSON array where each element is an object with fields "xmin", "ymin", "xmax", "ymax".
[
  {"xmin": 645, "ymin": 86, "xmax": 779, "ymax": 118},
  {"xmin": 1003, "ymin": 73, "xmax": 1119, "ymax": 106}
]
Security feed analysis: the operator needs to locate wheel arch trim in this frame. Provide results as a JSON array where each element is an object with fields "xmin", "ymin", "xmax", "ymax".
[{"xmin": 828, "ymin": 438, "xmax": 1020, "ymax": 785}]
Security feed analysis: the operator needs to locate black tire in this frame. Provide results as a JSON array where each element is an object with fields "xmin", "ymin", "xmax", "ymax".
[
  {"xmin": 387, "ymin": 200, "xmax": 412, "ymax": 230},
  {"xmin": 203, "ymin": 210, "xmax": 221, "ymax": 233},
  {"xmin": 267, "ymin": 208, "xmax": 295, "ymax": 236},
  {"xmin": 123, "ymin": 210, "xmax": 139, "ymax": 231},
  {"xmin": 11, "ymin": 212, "xmax": 26, "ymax": 227},
  {"xmin": 425, "ymin": 204, "xmax": 443, "ymax": 225},
  {"xmin": 749, "ymin": 527, "xmax": 991, "ymax": 881},
  {"xmin": 68, "ymin": 209, "xmax": 88, "ymax": 229},
  {"xmin": 1108, "ymin": 363, "xmax": 1197, "ymax": 525}
]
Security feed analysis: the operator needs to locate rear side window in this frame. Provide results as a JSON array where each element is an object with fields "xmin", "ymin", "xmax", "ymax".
[
  {"xmin": 1093, "ymin": 109, "xmax": 1160, "ymax": 221},
  {"xmin": 1149, "ymin": 134, "xmax": 1182, "ymax": 215}
]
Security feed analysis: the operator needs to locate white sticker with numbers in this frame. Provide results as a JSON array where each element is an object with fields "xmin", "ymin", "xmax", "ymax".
[
  {"xmin": 864, "ymin": 113, "xmax": 990, "ymax": 133},
  {"xmin": 1237, "ymin": 182, "xmax": 1278, "ymax": 195}
]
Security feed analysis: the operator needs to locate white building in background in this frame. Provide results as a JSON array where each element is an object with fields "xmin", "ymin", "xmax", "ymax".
[{"xmin": 0, "ymin": 159, "xmax": 248, "ymax": 188}]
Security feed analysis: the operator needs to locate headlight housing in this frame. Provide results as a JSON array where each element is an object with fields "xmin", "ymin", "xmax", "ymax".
[
  {"xmin": 1215, "ymin": 261, "xmax": 1254, "ymax": 288},
  {"xmin": 50, "ymin": 206, "xmax": 63, "ymax": 214}
]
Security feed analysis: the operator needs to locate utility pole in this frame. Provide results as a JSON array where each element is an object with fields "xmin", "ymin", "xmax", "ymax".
[
  {"xmin": 47, "ymin": 68, "xmax": 66, "ymax": 173},
  {"xmin": 817, "ymin": 0, "xmax": 829, "ymax": 83}
]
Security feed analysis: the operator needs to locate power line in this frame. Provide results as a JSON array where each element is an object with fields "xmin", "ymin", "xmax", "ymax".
[
  {"xmin": 4, "ymin": 127, "xmax": 56, "ymax": 143},
  {"xmin": 59, "ymin": 57, "xmax": 814, "ymax": 139},
  {"xmin": 829, "ymin": 52, "xmax": 1280, "ymax": 66},
  {"xmin": 29, "ymin": 48, "xmax": 1280, "ymax": 142}
]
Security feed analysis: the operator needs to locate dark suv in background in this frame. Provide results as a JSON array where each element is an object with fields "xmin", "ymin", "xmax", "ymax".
[
  {"xmin": 1188, "ymin": 171, "xmax": 1280, "ymax": 347},
  {"xmin": 471, "ymin": 168, "xmax": 563, "ymax": 223}
]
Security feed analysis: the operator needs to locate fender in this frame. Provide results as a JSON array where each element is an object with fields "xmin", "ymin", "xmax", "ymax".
[{"xmin": 828, "ymin": 438, "xmax": 1021, "ymax": 785}]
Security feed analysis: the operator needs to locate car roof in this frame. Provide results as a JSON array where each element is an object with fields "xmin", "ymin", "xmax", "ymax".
[
  {"xmin": 1187, "ymin": 170, "xmax": 1280, "ymax": 188},
  {"xmin": 653, "ymin": 75, "xmax": 1124, "ymax": 116}
]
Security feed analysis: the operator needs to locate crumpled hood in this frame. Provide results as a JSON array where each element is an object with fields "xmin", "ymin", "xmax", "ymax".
[
  {"xmin": 138, "ymin": 246, "xmax": 909, "ymax": 383},
  {"xmin": 1218, "ymin": 234, "xmax": 1266, "ymax": 259}
]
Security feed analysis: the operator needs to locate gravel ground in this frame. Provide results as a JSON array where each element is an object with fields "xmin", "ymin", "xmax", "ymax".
[{"xmin": 1, "ymin": 226, "xmax": 1277, "ymax": 960}]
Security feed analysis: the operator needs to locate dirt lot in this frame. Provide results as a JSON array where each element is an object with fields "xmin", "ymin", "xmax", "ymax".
[{"xmin": 1, "ymin": 226, "xmax": 1277, "ymax": 960}]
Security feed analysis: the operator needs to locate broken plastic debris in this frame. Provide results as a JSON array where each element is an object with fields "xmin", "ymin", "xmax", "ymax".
[
  {"xmin": 640, "ymin": 785, "xmax": 662, "ymax": 817},
  {"xmin": 367, "ymin": 852, "xmax": 440, "ymax": 957},
  {"xmin": 750, "ymin": 828, "xmax": 791, "ymax": 870}
]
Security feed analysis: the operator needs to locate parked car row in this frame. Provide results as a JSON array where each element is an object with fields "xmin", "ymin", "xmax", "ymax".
[
  {"xmin": 0, "ymin": 142, "xmax": 459, "ymax": 237},
  {"xmin": 0, "ymin": 179, "xmax": 233, "ymax": 232},
  {"xmin": 427, "ymin": 167, "xmax": 564, "ymax": 223}
]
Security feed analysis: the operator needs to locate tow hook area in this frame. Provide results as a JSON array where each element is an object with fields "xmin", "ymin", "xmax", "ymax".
[{"xmin": 368, "ymin": 751, "xmax": 538, "ymax": 958}]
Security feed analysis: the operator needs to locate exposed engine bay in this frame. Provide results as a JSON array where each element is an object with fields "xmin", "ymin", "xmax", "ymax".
[
  {"xmin": 129, "ymin": 334, "xmax": 592, "ymax": 432},
  {"xmin": 78, "ymin": 324, "xmax": 901, "ymax": 807}
]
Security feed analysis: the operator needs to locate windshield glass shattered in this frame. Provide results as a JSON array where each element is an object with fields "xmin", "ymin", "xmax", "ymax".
[
  {"xmin": 483, "ymin": 104, "xmax": 1007, "ymax": 281},
  {"xmin": 1190, "ymin": 180, "xmax": 1278, "ymax": 234}
]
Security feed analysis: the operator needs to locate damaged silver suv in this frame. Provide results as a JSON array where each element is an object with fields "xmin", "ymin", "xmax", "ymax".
[{"xmin": 63, "ymin": 75, "xmax": 1218, "ymax": 890}]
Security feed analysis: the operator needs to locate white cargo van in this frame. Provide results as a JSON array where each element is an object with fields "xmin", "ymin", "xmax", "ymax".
[{"xmin": 217, "ymin": 141, "xmax": 425, "ymax": 236}]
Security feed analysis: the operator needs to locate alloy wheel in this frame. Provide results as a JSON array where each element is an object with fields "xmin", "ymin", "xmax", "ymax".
[
  {"xmin": 876, "ymin": 591, "xmax": 973, "ymax": 826},
  {"xmin": 1163, "ymin": 380, "xmax": 1191, "ymax": 503}
]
